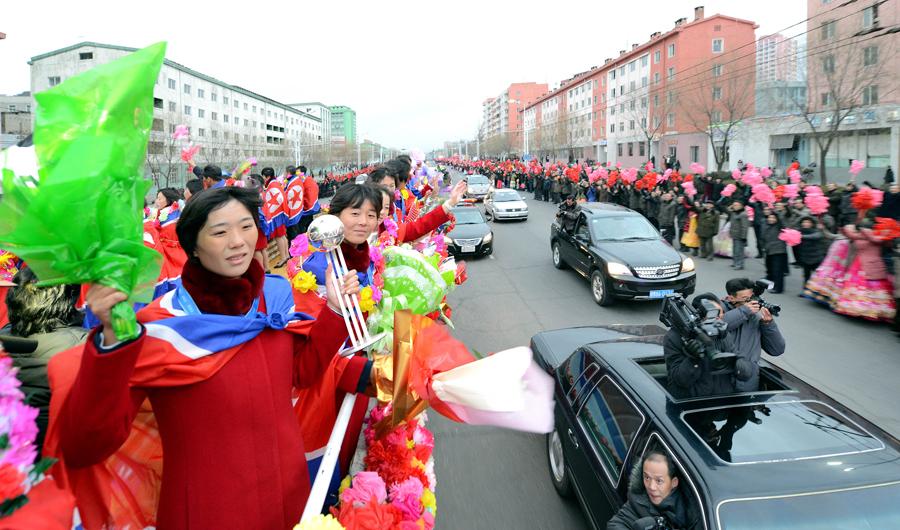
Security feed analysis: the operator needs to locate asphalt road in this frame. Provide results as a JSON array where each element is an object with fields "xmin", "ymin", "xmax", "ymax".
[{"xmin": 433, "ymin": 170, "xmax": 899, "ymax": 530}]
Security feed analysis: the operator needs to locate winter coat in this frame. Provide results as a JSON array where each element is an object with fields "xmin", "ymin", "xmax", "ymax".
[
  {"xmin": 696, "ymin": 210, "xmax": 720, "ymax": 238},
  {"xmin": 663, "ymin": 329, "xmax": 736, "ymax": 399},
  {"xmin": 629, "ymin": 189, "xmax": 643, "ymax": 211},
  {"xmin": 607, "ymin": 457, "xmax": 702, "ymax": 530},
  {"xmin": 728, "ymin": 209, "xmax": 749, "ymax": 239},
  {"xmin": 761, "ymin": 221, "xmax": 787, "ymax": 255},
  {"xmin": 658, "ymin": 201, "xmax": 678, "ymax": 227},
  {"xmin": 838, "ymin": 192, "xmax": 858, "ymax": 226},
  {"xmin": 844, "ymin": 226, "xmax": 889, "ymax": 279},
  {"xmin": 721, "ymin": 302, "xmax": 786, "ymax": 393},
  {"xmin": 795, "ymin": 226, "xmax": 827, "ymax": 267},
  {"xmin": 877, "ymin": 191, "xmax": 900, "ymax": 220},
  {"xmin": 550, "ymin": 178, "xmax": 561, "ymax": 193}
]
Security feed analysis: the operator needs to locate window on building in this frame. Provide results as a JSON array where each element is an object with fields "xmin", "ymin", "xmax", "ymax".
[
  {"xmin": 234, "ymin": 99, "xmax": 239, "ymax": 108},
  {"xmin": 243, "ymin": 103, "xmax": 248, "ymax": 111},
  {"xmin": 667, "ymin": 67, "xmax": 676, "ymax": 81},
  {"xmin": 667, "ymin": 91, "xmax": 675, "ymax": 105},
  {"xmin": 640, "ymin": 55, "xmax": 648, "ymax": 67},
  {"xmin": 641, "ymin": 97, "xmax": 648, "ymax": 109},
  {"xmin": 611, "ymin": 89, "xmax": 616, "ymax": 99},
  {"xmin": 594, "ymin": 95, "xmax": 598, "ymax": 104},
  {"xmin": 630, "ymin": 100, "xmax": 636, "ymax": 110},
  {"xmin": 821, "ymin": 20, "xmax": 836, "ymax": 39},
  {"xmin": 79, "ymin": 52, "xmax": 93, "ymax": 60},
  {"xmin": 167, "ymin": 101, "xmax": 176, "ymax": 112},
  {"xmin": 198, "ymin": 108, "xmax": 205, "ymax": 118},
  {"xmin": 153, "ymin": 97, "xmax": 163, "ymax": 109},
  {"xmin": 654, "ymin": 50, "xmax": 661, "ymax": 63},
  {"xmin": 224, "ymin": 96, "xmax": 229, "ymax": 105},
  {"xmin": 610, "ymin": 106, "xmax": 616, "ymax": 116},
  {"xmin": 244, "ymin": 119, "xmax": 249, "ymax": 126},
  {"xmin": 628, "ymin": 80, "xmax": 635, "ymax": 92},
  {"xmin": 620, "ymin": 121, "xmax": 624, "ymax": 131},
  {"xmin": 823, "ymin": 55, "xmax": 835, "ymax": 74},
  {"xmin": 184, "ymin": 84, "xmax": 191, "ymax": 95},
  {"xmin": 863, "ymin": 85, "xmax": 879, "ymax": 105},
  {"xmin": 211, "ymin": 111, "xmax": 218, "ymax": 120},
  {"xmin": 198, "ymin": 128, "xmax": 205, "ymax": 137},
  {"xmin": 690, "ymin": 146, "xmax": 700, "ymax": 163},
  {"xmin": 712, "ymin": 38, "xmax": 724, "ymax": 53},
  {"xmin": 224, "ymin": 114, "xmax": 229, "ymax": 123},
  {"xmin": 712, "ymin": 110, "xmax": 722, "ymax": 122},
  {"xmin": 667, "ymin": 113, "xmax": 675, "ymax": 127},
  {"xmin": 611, "ymin": 70, "xmax": 616, "ymax": 80},
  {"xmin": 629, "ymin": 120, "xmax": 635, "ymax": 131},
  {"xmin": 712, "ymin": 87, "xmax": 722, "ymax": 100},
  {"xmin": 668, "ymin": 43, "xmax": 676, "ymax": 57},
  {"xmin": 641, "ymin": 117, "xmax": 647, "ymax": 128},
  {"xmin": 619, "ymin": 85, "xmax": 625, "ymax": 96},
  {"xmin": 863, "ymin": 5, "xmax": 878, "ymax": 29},
  {"xmin": 211, "ymin": 92, "xmax": 217, "ymax": 102},
  {"xmin": 619, "ymin": 66, "xmax": 625, "ymax": 77},
  {"xmin": 620, "ymin": 103, "xmax": 625, "ymax": 113},
  {"xmin": 712, "ymin": 64, "xmax": 723, "ymax": 77},
  {"xmin": 184, "ymin": 105, "xmax": 192, "ymax": 116},
  {"xmin": 629, "ymin": 61, "xmax": 636, "ymax": 72},
  {"xmin": 653, "ymin": 72, "xmax": 660, "ymax": 85},
  {"xmin": 641, "ymin": 76, "xmax": 648, "ymax": 88},
  {"xmin": 821, "ymin": 92, "xmax": 832, "ymax": 106},
  {"xmin": 639, "ymin": 142, "xmax": 646, "ymax": 156},
  {"xmin": 628, "ymin": 142, "xmax": 634, "ymax": 156},
  {"xmin": 864, "ymin": 46, "xmax": 878, "ymax": 66},
  {"xmin": 48, "ymin": 76, "xmax": 62, "ymax": 87},
  {"xmin": 617, "ymin": 143, "xmax": 623, "ymax": 156},
  {"xmin": 654, "ymin": 116, "xmax": 661, "ymax": 128}
]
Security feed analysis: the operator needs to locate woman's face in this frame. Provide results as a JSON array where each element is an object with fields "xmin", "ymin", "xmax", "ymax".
[
  {"xmin": 379, "ymin": 191, "xmax": 391, "ymax": 221},
  {"xmin": 155, "ymin": 191, "xmax": 169, "ymax": 209},
  {"xmin": 194, "ymin": 200, "xmax": 259, "ymax": 279},
  {"xmin": 338, "ymin": 200, "xmax": 379, "ymax": 245},
  {"xmin": 379, "ymin": 176, "xmax": 396, "ymax": 194},
  {"xmin": 767, "ymin": 214, "xmax": 778, "ymax": 224}
]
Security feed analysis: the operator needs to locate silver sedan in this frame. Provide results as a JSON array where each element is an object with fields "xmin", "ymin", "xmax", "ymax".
[{"xmin": 484, "ymin": 189, "xmax": 529, "ymax": 221}]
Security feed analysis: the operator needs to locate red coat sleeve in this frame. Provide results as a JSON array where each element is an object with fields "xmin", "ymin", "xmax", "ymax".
[
  {"xmin": 292, "ymin": 307, "xmax": 349, "ymax": 389},
  {"xmin": 398, "ymin": 206, "xmax": 450, "ymax": 243},
  {"xmin": 59, "ymin": 329, "xmax": 147, "ymax": 468},
  {"xmin": 336, "ymin": 355, "xmax": 371, "ymax": 394}
]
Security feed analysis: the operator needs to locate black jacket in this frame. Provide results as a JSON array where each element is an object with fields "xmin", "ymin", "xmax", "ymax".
[
  {"xmin": 657, "ymin": 201, "xmax": 678, "ymax": 227},
  {"xmin": 607, "ymin": 458, "xmax": 702, "ymax": 530},
  {"xmin": 760, "ymin": 220, "xmax": 787, "ymax": 255},
  {"xmin": 663, "ymin": 329, "xmax": 736, "ymax": 399},
  {"xmin": 795, "ymin": 224, "xmax": 827, "ymax": 266},
  {"xmin": 558, "ymin": 202, "xmax": 579, "ymax": 232}
]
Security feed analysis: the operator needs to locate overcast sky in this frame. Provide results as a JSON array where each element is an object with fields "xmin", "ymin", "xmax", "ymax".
[{"xmin": 1, "ymin": 0, "xmax": 806, "ymax": 150}]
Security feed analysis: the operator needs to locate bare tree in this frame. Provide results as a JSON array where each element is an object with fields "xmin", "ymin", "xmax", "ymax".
[
  {"xmin": 682, "ymin": 64, "xmax": 756, "ymax": 172},
  {"xmin": 625, "ymin": 82, "xmax": 675, "ymax": 163},
  {"xmin": 790, "ymin": 22, "xmax": 895, "ymax": 184},
  {"xmin": 146, "ymin": 111, "xmax": 186, "ymax": 189}
]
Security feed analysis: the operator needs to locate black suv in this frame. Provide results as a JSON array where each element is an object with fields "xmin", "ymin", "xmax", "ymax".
[{"xmin": 550, "ymin": 203, "xmax": 695, "ymax": 305}]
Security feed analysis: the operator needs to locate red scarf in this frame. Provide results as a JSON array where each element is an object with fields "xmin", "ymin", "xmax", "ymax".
[{"xmin": 180, "ymin": 258, "xmax": 264, "ymax": 315}]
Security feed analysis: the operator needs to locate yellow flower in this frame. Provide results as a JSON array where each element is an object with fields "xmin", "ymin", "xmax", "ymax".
[
  {"xmin": 401, "ymin": 188, "xmax": 410, "ymax": 200},
  {"xmin": 293, "ymin": 514, "xmax": 345, "ymax": 530},
  {"xmin": 292, "ymin": 270, "xmax": 318, "ymax": 293},
  {"xmin": 411, "ymin": 457, "xmax": 425, "ymax": 470},
  {"xmin": 407, "ymin": 440, "xmax": 416, "ymax": 451},
  {"xmin": 421, "ymin": 488, "xmax": 437, "ymax": 515},
  {"xmin": 358, "ymin": 286, "xmax": 375, "ymax": 313},
  {"xmin": 339, "ymin": 474, "xmax": 351, "ymax": 495}
]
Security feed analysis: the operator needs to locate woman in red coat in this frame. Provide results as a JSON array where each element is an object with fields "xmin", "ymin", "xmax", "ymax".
[{"xmin": 52, "ymin": 187, "xmax": 359, "ymax": 529}]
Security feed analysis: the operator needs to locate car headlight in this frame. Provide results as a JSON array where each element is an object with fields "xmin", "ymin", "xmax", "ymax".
[
  {"xmin": 443, "ymin": 235, "xmax": 453, "ymax": 244},
  {"xmin": 483, "ymin": 232, "xmax": 493, "ymax": 243},
  {"xmin": 607, "ymin": 262, "xmax": 631, "ymax": 276},
  {"xmin": 681, "ymin": 256, "xmax": 696, "ymax": 272}
]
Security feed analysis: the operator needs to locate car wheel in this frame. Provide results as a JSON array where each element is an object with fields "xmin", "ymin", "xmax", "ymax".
[
  {"xmin": 591, "ymin": 269, "xmax": 613, "ymax": 306},
  {"xmin": 547, "ymin": 428, "xmax": 572, "ymax": 498},
  {"xmin": 485, "ymin": 208, "xmax": 493, "ymax": 221},
  {"xmin": 552, "ymin": 242, "xmax": 566, "ymax": 269}
]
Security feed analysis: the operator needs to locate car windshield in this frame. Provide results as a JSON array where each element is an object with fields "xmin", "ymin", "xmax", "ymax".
[
  {"xmin": 590, "ymin": 216, "xmax": 658, "ymax": 241},
  {"xmin": 467, "ymin": 176, "xmax": 489, "ymax": 185},
  {"xmin": 494, "ymin": 191, "xmax": 522, "ymax": 202},
  {"xmin": 683, "ymin": 401, "xmax": 883, "ymax": 464},
  {"xmin": 453, "ymin": 208, "xmax": 485, "ymax": 224},
  {"xmin": 718, "ymin": 482, "xmax": 900, "ymax": 529}
]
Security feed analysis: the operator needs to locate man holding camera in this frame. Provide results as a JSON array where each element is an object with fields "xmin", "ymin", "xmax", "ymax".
[
  {"xmin": 721, "ymin": 278, "xmax": 786, "ymax": 392},
  {"xmin": 663, "ymin": 293, "xmax": 748, "ymax": 399}
]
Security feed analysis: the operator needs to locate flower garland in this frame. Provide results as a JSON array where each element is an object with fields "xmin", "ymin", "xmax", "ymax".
[{"xmin": 0, "ymin": 354, "xmax": 55, "ymax": 517}]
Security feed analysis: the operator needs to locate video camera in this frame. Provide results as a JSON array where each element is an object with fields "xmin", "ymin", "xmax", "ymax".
[
  {"xmin": 659, "ymin": 294, "xmax": 734, "ymax": 367},
  {"xmin": 752, "ymin": 279, "xmax": 781, "ymax": 317}
]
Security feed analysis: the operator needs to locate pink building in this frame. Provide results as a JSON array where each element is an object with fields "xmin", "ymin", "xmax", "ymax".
[{"xmin": 481, "ymin": 82, "xmax": 548, "ymax": 156}]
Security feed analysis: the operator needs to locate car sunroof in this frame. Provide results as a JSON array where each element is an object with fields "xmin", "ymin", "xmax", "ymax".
[{"xmin": 682, "ymin": 401, "xmax": 884, "ymax": 464}]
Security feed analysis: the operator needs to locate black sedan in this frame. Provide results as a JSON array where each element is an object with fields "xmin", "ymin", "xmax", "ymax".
[
  {"xmin": 532, "ymin": 324, "xmax": 900, "ymax": 529},
  {"xmin": 444, "ymin": 205, "xmax": 493, "ymax": 257},
  {"xmin": 550, "ymin": 203, "xmax": 695, "ymax": 305}
]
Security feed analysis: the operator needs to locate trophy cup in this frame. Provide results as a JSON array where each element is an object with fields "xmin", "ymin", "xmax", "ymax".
[{"xmin": 306, "ymin": 214, "xmax": 385, "ymax": 356}]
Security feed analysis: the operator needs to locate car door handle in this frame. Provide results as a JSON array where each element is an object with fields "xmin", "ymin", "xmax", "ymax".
[{"xmin": 567, "ymin": 428, "xmax": 580, "ymax": 449}]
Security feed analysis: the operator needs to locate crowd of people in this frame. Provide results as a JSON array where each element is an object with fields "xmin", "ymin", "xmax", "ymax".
[{"xmin": 441, "ymin": 157, "xmax": 900, "ymax": 332}]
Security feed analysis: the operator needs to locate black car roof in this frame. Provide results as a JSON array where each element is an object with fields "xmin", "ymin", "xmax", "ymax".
[
  {"xmin": 535, "ymin": 326, "xmax": 900, "ymax": 503},
  {"xmin": 578, "ymin": 203, "xmax": 637, "ymax": 216}
]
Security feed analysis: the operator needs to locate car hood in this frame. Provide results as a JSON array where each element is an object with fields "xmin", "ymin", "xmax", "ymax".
[
  {"xmin": 592, "ymin": 238, "xmax": 683, "ymax": 268},
  {"xmin": 494, "ymin": 200, "xmax": 527, "ymax": 210},
  {"xmin": 448, "ymin": 223, "xmax": 490, "ymax": 240},
  {"xmin": 468, "ymin": 184, "xmax": 490, "ymax": 193}
]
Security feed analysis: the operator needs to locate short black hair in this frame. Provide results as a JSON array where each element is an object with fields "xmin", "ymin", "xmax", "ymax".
[
  {"xmin": 692, "ymin": 292, "xmax": 722, "ymax": 315},
  {"xmin": 298, "ymin": 165, "xmax": 308, "ymax": 175},
  {"xmin": 261, "ymin": 167, "xmax": 275, "ymax": 178},
  {"xmin": 7, "ymin": 265, "xmax": 80, "ymax": 336},
  {"xmin": 157, "ymin": 187, "xmax": 182, "ymax": 207},
  {"xmin": 643, "ymin": 450, "xmax": 678, "ymax": 480},
  {"xmin": 176, "ymin": 187, "xmax": 261, "ymax": 259},
  {"xmin": 374, "ymin": 184, "xmax": 392, "ymax": 211},
  {"xmin": 203, "ymin": 165, "xmax": 223, "ymax": 181},
  {"xmin": 329, "ymin": 183, "xmax": 383, "ymax": 217},
  {"xmin": 246, "ymin": 173, "xmax": 264, "ymax": 189},
  {"xmin": 192, "ymin": 165, "xmax": 204, "ymax": 178},
  {"xmin": 185, "ymin": 179, "xmax": 204, "ymax": 198},
  {"xmin": 386, "ymin": 159, "xmax": 411, "ymax": 184},
  {"xmin": 725, "ymin": 278, "xmax": 754, "ymax": 296},
  {"xmin": 286, "ymin": 166, "xmax": 296, "ymax": 177},
  {"xmin": 369, "ymin": 165, "xmax": 398, "ymax": 188}
]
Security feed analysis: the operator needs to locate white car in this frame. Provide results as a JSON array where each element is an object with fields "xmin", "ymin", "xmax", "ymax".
[
  {"xmin": 485, "ymin": 189, "xmax": 528, "ymax": 221},
  {"xmin": 464, "ymin": 175, "xmax": 491, "ymax": 201}
]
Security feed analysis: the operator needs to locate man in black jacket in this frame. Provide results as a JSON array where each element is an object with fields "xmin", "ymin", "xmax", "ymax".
[
  {"xmin": 557, "ymin": 195, "xmax": 579, "ymax": 233},
  {"xmin": 607, "ymin": 450, "xmax": 701, "ymax": 530}
]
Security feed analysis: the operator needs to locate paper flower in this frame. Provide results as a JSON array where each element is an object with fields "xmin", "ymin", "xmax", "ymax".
[
  {"xmin": 172, "ymin": 124, "xmax": 189, "ymax": 140},
  {"xmin": 290, "ymin": 234, "xmax": 310, "ymax": 257},
  {"xmin": 660, "ymin": 168, "xmax": 672, "ymax": 182},
  {"xmin": 851, "ymin": 187, "xmax": 884, "ymax": 212},
  {"xmin": 805, "ymin": 193, "xmax": 830, "ymax": 215},
  {"xmin": 760, "ymin": 167, "xmax": 773, "ymax": 178},
  {"xmin": 180, "ymin": 143, "xmax": 200, "ymax": 163},
  {"xmin": 873, "ymin": 217, "xmax": 900, "ymax": 240},
  {"xmin": 645, "ymin": 161, "xmax": 654, "ymax": 171},
  {"xmin": 359, "ymin": 286, "xmax": 375, "ymax": 313},
  {"xmin": 751, "ymin": 183, "xmax": 775, "ymax": 205},
  {"xmin": 721, "ymin": 183, "xmax": 737, "ymax": 197},
  {"xmin": 291, "ymin": 270, "xmax": 318, "ymax": 293},
  {"xmin": 731, "ymin": 168, "xmax": 742, "ymax": 181},
  {"xmin": 849, "ymin": 159, "xmax": 865, "ymax": 176},
  {"xmin": 689, "ymin": 162, "xmax": 705, "ymax": 175},
  {"xmin": 789, "ymin": 169, "xmax": 802, "ymax": 184},
  {"xmin": 742, "ymin": 170, "xmax": 763, "ymax": 187},
  {"xmin": 779, "ymin": 228, "xmax": 802, "ymax": 246},
  {"xmin": 783, "ymin": 184, "xmax": 799, "ymax": 200},
  {"xmin": 681, "ymin": 181, "xmax": 697, "ymax": 197},
  {"xmin": 339, "ymin": 471, "xmax": 387, "ymax": 507},
  {"xmin": 383, "ymin": 218, "xmax": 398, "ymax": 239},
  {"xmin": 389, "ymin": 477, "xmax": 425, "ymax": 522},
  {"xmin": 293, "ymin": 514, "xmax": 345, "ymax": 530}
]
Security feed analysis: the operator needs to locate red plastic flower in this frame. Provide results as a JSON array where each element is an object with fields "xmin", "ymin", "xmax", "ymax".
[
  {"xmin": 0, "ymin": 464, "xmax": 25, "ymax": 500},
  {"xmin": 335, "ymin": 498, "xmax": 404, "ymax": 530}
]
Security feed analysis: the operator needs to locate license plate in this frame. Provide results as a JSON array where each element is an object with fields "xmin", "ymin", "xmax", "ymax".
[
  {"xmin": 650, "ymin": 289, "xmax": 675, "ymax": 299},
  {"xmin": 462, "ymin": 244, "xmax": 476, "ymax": 253}
]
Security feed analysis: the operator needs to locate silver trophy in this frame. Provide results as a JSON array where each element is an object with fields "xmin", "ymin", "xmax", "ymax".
[{"xmin": 307, "ymin": 214, "xmax": 385, "ymax": 356}]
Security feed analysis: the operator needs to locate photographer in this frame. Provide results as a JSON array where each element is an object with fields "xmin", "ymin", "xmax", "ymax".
[
  {"xmin": 663, "ymin": 293, "xmax": 747, "ymax": 399},
  {"xmin": 557, "ymin": 195, "xmax": 579, "ymax": 233},
  {"xmin": 722, "ymin": 278, "xmax": 786, "ymax": 392},
  {"xmin": 607, "ymin": 449, "xmax": 701, "ymax": 530}
]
